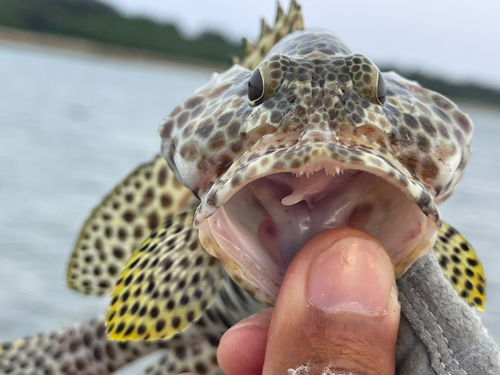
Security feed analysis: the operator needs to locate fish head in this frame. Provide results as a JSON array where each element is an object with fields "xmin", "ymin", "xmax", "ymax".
[{"xmin": 159, "ymin": 29, "xmax": 473, "ymax": 305}]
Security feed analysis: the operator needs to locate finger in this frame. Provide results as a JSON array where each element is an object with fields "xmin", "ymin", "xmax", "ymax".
[
  {"xmin": 263, "ymin": 227, "xmax": 400, "ymax": 375},
  {"xmin": 218, "ymin": 308, "xmax": 273, "ymax": 375}
]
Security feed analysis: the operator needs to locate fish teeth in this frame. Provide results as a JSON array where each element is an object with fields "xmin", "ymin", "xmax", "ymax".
[{"xmin": 293, "ymin": 166, "xmax": 344, "ymax": 178}]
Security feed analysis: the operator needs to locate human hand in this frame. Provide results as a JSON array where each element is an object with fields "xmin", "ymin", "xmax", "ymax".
[{"xmin": 216, "ymin": 228, "xmax": 400, "ymax": 375}]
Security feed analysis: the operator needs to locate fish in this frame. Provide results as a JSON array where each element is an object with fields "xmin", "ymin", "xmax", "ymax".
[
  {"xmin": 0, "ymin": 1, "xmax": 486, "ymax": 374},
  {"xmin": 105, "ymin": 0, "xmax": 486, "ymax": 339}
]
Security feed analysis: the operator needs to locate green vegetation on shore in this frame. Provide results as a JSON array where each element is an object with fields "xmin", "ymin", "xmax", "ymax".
[
  {"xmin": 0, "ymin": 0, "xmax": 242, "ymax": 64},
  {"xmin": 0, "ymin": 0, "xmax": 499, "ymax": 106},
  {"xmin": 384, "ymin": 69, "xmax": 500, "ymax": 107}
]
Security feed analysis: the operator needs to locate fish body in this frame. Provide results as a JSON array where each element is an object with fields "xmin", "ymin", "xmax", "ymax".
[
  {"xmin": 0, "ymin": 1, "xmax": 486, "ymax": 374},
  {"xmin": 104, "ymin": 1, "xmax": 484, "ymax": 343}
]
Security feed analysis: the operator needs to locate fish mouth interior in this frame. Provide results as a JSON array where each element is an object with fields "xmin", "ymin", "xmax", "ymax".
[{"xmin": 206, "ymin": 167, "xmax": 437, "ymax": 300}]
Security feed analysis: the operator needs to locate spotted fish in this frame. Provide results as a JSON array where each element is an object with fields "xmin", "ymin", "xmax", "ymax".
[
  {"xmin": 0, "ymin": 1, "xmax": 486, "ymax": 374},
  {"xmin": 104, "ymin": 0, "xmax": 486, "ymax": 340}
]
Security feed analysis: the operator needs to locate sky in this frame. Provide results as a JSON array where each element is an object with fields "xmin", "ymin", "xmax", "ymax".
[{"xmin": 102, "ymin": 0, "xmax": 500, "ymax": 89}]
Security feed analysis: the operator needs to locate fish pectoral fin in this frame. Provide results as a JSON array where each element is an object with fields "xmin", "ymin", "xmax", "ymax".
[
  {"xmin": 66, "ymin": 154, "xmax": 196, "ymax": 296},
  {"xmin": 432, "ymin": 221, "xmax": 486, "ymax": 311},
  {"xmin": 106, "ymin": 210, "xmax": 225, "ymax": 341}
]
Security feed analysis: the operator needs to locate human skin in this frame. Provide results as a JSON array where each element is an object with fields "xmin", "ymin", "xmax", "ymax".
[{"xmin": 181, "ymin": 227, "xmax": 401, "ymax": 375}]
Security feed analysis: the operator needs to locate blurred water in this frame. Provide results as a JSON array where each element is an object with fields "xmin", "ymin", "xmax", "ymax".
[{"xmin": 0, "ymin": 43, "xmax": 499, "ymax": 370}]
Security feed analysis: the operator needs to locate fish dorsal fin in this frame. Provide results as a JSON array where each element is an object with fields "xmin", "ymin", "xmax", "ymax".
[
  {"xmin": 240, "ymin": 0, "xmax": 304, "ymax": 70},
  {"xmin": 432, "ymin": 221, "xmax": 486, "ymax": 311},
  {"xmin": 106, "ymin": 210, "xmax": 225, "ymax": 341},
  {"xmin": 67, "ymin": 155, "xmax": 196, "ymax": 296}
]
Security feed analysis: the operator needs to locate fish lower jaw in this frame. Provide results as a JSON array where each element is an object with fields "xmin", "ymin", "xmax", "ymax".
[{"xmin": 198, "ymin": 166, "xmax": 438, "ymax": 306}]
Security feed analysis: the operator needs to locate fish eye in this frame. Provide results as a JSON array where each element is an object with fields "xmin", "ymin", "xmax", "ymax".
[
  {"xmin": 248, "ymin": 67, "xmax": 265, "ymax": 106},
  {"xmin": 376, "ymin": 71, "xmax": 387, "ymax": 105}
]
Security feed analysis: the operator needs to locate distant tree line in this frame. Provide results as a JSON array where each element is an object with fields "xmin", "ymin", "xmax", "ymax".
[
  {"xmin": 384, "ymin": 68, "xmax": 500, "ymax": 108},
  {"xmin": 0, "ymin": 0, "xmax": 242, "ymax": 64},
  {"xmin": 0, "ymin": 0, "xmax": 498, "ymax": 106}
]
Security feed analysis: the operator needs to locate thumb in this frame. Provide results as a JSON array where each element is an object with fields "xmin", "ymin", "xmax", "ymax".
[{"xmin": 263, "ymin": 227, "xmax": 400, "ymax": 375}]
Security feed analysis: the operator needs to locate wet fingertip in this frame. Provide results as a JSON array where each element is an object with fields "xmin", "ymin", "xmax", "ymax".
[{"xmin": 218, "ymin": 324, "xmax": 268, "ymax": 375}]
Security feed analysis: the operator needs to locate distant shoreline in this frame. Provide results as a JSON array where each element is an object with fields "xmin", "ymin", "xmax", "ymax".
[
  {"xmin": 1, "ymin": 26, "xmax": 499, "ymax": 108},
  {"xmin": 0, "ymin": 26, "xmax": 226, "ymax": 72}
]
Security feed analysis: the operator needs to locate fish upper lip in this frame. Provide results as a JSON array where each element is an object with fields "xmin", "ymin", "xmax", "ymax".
[{"xmin": 194, "ymin": 140, "xmax": 441, "ymax": 228}]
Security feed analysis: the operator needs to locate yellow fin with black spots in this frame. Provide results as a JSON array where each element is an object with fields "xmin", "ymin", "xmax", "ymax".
[
  {"xmin": 432, "ymin": 221, "xmax": 486, "ymax": 311},
  {"xmin": 241, "ymin": 0, "xmax": 304, "ymax": 70},
  {"xmin": 106, "ymin": 210, "xmax": 225, "ymax": 341},
  {"xmin": 67, "ymin": 155, "xmax": 197, "ymax": 296}
]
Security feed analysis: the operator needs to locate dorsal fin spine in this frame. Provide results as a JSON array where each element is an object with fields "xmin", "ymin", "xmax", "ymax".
[
  {"xmin": 259, "ymin": 18, "xmax": 272, "ymax": 39},
  {"xmin": 239, "ymin": 0, "xmax": 305, "ymax": 70},
  {"xmin": 275, "ymin": 1, "xmax": 284, "ymax": 23}
]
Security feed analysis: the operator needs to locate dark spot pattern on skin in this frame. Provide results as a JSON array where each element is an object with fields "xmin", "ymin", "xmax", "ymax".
[
  {"xmin": 454, "ymin": 129, "xmax": 464, "ymax": 144},
  {"xmin": 270, "ymin": 110, "xmax": 281, "ymax": 123},
  {"xmin": 477, "ymin": 284, "xmax": 484, "ymax": 295},
  {"xmin": 209, "ymin": 132, "xmax": 226, "ymax": 151},
  {"xmin": 177, "ymin": 112, "xmax": 190, "ymax": 128},
  {"xmin": 196, "ymin": 120, "xmax": 214, "ymax": 138},
  {"xmin": 161, "ymin": 121, "xmax": 174, "ymax": 138},
  {"xmin": 454, "ymin": 111, "xmax": 472, "ymax": 133},
  {"xmin": 419, "ymin": 116, "xmax": 437, "ymax": 136},
  {"xmin": 399, "ymin": 126, "xmax": 412, "ymax": 141},
  {"xmin": 185, "ymin": 96, "xmax": 203, "ymax": 109},
  {"xmin": 227, "ymin": 121, "xmax": 241, "ymax": 138},
  {"xmin": 158, "ymin": 167, "xmax": 167, "ymax": 186},
  {"xmin": 218, "ymin": 112, "xmax": 234, "ymax": 127},
  {"xmin": 156, "ymin": 320, "xmax": 166, "ymax": 333},
  {"xmin": 113, "ymin": 248, "xmax": 124, "ymax": 259},
  {"xmin": 123, "ymin": 211, "xmax": 135, "ymax": 223},
  {"xmin": 432, "ymin": 94, "xmax": 452, "ymax": 109},
  {"xmin": 403, "ymin": 114, "xmax": 419, "ymax": 129},
  {"xmin": 161, "ymin": 194, "xmax": 172, "ymax": 208},
  {"xmin": 433, "ymin": 107, "xmax": 450, "ymax": 122},
  {"xmin": 438, "ymin": 123, "xmax": 450, "ymax": 138},
  {"xmin": 351, "ymin": 113, "xmax": 362, "ymax": 124},
  {"xmin": 467, "ymin": 258, "xmax": 478, "ymax": 267},
  {"xmin": 180, "ymin": 144, "xmax": 198, "ymax": 160}
]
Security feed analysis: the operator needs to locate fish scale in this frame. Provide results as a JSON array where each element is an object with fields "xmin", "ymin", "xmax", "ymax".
[{"xmin": 0, "ymin": 1, "xmax": 486, "ymax": 374}]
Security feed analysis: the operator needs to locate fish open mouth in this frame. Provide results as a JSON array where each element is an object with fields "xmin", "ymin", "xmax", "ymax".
[{"xmin": 195, "ymin": 141, "xmax": 440, "ymax": 305}]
